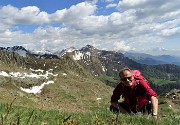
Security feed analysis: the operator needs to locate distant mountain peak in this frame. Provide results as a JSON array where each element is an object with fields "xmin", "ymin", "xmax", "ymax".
[
  {"xmin": 85, "ymin": 44, "xmax": 95, "ymax": 48},
  {"xmin": 65, "ymin": 47, "xmax": 77, "ymax": 52},
  {"xmin": 7, "ymin": 46, "xmax": 27, "ymax": 51},
  {"xmin": 58, "ymin": 47, "xmax": 77, "ymax": 57},
  {"xmin": 81, "ymin": 45, "xmax": 97, "ymax": 52},
  {"xmin": 6, "ymin": 46, "xmax": 30, "ymax": 57}
]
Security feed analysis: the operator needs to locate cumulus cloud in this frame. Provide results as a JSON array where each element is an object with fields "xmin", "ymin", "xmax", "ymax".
[
  {"xmin": 0, "ymin": 0, "xmax": 179, "ymax": 55},
  {"xmin": 58, "ymin": 2, "xmax": 96, "ymax": 22},
  {"xmin": 0, "ymin": 2, "xmax": 96, "ymax": 25},
  {"xmin": 160, "ymin": 27, "xmax": 180, "ymax": 37},
  {"xmin": 118, "ymin": 0, "xmax": 180, "ymax": 20},
  {"xmin": 113, "ymin": 41, "xmax": 132, "ymax": 51},
  {"xmin": 106, "ymin": 3, "xmax": 117, "ymax": 8},
  {"xmin": 0, "ymin": 5, "xmax": 49, "ymax": 25}
]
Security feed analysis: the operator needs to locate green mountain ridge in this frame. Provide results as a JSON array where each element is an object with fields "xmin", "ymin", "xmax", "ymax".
[
  {"xmin": 0, "ymin": 50, "xmax": 112, "ymax": 112},
  {"xmin": 0, "ymin": 47, "xmax": 180, "ymax": 112}
]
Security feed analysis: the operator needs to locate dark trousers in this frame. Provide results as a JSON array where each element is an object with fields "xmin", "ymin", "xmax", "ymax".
[{"xmin": 110, "ymin": 102, "xmax": 152, "ymax": 114}]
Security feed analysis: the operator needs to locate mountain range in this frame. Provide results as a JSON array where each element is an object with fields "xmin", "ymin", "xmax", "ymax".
[
  {"xmin": 0, "ymin": 45, "xmax": 180, "ymax": 111},
  {"xmin": 2, "ymin": 45, "xmax": 180, "ymax": 65},
  {"xmin": 124, "ymin": 52, "xmax": 180, "ymax": 66},
  {"xmin": 1, "ymin": 44, "xmax": 180, "ymax": 73},
  {"xmin": 1, "ymin": 45, "xmax": 180, "ymax": 80}
]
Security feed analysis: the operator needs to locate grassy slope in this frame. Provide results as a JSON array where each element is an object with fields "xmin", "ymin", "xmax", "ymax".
[
  {"xmin": 0, "ymin": 62, "xmax": 38, "ymax": 107},
  {"xmin": 0, "ymin": 59, "xmax": 179, "ymax": 124},
  {"xmin": 0, "ymin": 61, "xmax": 113, "ymax": 112},
  {"xmin": 0, "ymin": 99, "xmax": 179, "ymax": 125},
  {"xmin": 149, "ymin": 77, "xmax": 176, "ymax": 85},
  {"xmin": 38, "ymin": 69, "xmax": 113, "ymax": 112}
]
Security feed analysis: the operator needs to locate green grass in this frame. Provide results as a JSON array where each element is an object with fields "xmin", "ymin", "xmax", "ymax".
[
  {"xmin": 0, "ymin": 61, "xmax": 179, "ymax": 125},
  {"xmin": 0, "ymin": 100, "xmax": 179, "ymax": 125},
  {"xmin": 98, "ymin": 75, "xmax": 117, "ymax": 83},
  {"xmin": 149, "ymin": 77, "xmax": 176, "ymax": 86}
]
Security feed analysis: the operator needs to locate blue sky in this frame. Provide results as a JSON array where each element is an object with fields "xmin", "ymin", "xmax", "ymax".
[
  {"xmin": 0, "ymin": 0, "xmax": 180, "ymax": 56},
  {"xmin": 0, "ymin": 0, "xmax": 85, "ymax": 13}
]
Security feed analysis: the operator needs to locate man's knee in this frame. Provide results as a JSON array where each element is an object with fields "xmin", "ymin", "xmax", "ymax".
[
  {"xmin": 110, "ymin": 103, "xmax": 131, "ymax": 114},
  {"xmin": 110, "ymin": 105, "xmax": 119, "ymax": 113}
]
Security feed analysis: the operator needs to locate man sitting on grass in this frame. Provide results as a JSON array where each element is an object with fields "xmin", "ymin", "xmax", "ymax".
[{"xmin": 110, "ymin": 67, "xmax": 158, "ymax": 119}]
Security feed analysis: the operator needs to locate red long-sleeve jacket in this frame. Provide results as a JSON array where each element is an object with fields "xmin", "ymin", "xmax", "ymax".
[{"xmin": 111, "ymin": 79, "xmax": 157, "ymax": 112}]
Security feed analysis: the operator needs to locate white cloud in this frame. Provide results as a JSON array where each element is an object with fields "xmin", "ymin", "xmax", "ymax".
[
  {"xmin": 160, "ymin": 11, "xmax": 180, "ymax": 20},
  {"xmin": 119, "ymin": 0, "xmax": 147, "ymax": 7},
  {"xmin": 109, "ymin": 10, "xmax": 136, "ymax": 25},
  {"xmin": 160, "ymin": 27, "xmax": 180, "ymax": 37},
  {"xmin": 118, "ymin": 0, "xmax": 180, "ymax": 20},
  {"xmin": 0, "ymin": 2, "xmax": 96, "ymax": 25},
  {"xmin": 113, "ymin": 41, "xmax": 132, "ymax": 51},
  {"xmin": 50, "ymin": 2, "xmax": 96, "ymax": 23},
  {"xmin": 0, "ymin": 5, "xmax": 49, "ymax": 25},
  {"xmin": 0, "ymin": 1, "xmax": 179, "ymax": 55},
  {"xmin": 104, "ymin": 0, "xmax": 114, "ymax": 3},
  {"xmin": 106, "ymin": 3, "xmax": 117, "ymax": 8}
]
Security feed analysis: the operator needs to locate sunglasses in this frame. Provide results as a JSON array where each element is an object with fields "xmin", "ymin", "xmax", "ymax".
[{"xmin": 121, "ymin": 76, "xmax": 133, "ymax": 81}]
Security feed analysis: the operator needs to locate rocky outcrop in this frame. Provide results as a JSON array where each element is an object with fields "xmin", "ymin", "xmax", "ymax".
[{"xmin": 165, "ymin": 89, "xmax": 180, "ymax": 104}]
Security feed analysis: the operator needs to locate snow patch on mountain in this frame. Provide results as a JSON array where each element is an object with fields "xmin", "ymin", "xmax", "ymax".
[
  {"xmin": 73, "ymin": 51, "xmax": 92, "ymax": 61},
  {"xmin": 30, "ymin": 68, "xmax": 44, "ymax": 73},
  {"xmin": 0, "ymin": 71, "xmax": 9, "ymax": 76},
  {"xmin": 59, "ymin": 47, "xmax": 77, "ymax": 57},
  {"xmin": 73, "ymin": 51, "xmax": 84, "ymax": 60},
  {"xmin": 0, "ymin": 69, "xmax": 58, "ymax": 79},
  {"xmin": 66, "ymin": 47, "xmax": 77, "ymax": 53},
  {"xmin": 102, "ymin": 65, "xmax": 107, "ymax": 72},
  {"xmin": 0, "ymin": 68, "xmax": 58, "ymax": 94},
  {"xmin": 20, "ymin": 81, "xmax": 54, "ymax": 94}
]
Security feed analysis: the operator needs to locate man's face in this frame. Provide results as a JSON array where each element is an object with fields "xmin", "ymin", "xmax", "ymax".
[{"xmin": 120, "ymin": 70, "xmax": 134, "ymax": 87}]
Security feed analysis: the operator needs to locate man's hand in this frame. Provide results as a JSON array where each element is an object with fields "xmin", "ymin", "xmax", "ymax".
[
  {"xmin": 111, "ymin": 102, "xmax": 119, "ymax": 110},
  {"xmin": 152, "ymin": 114, "xmax": 158, "ymax": 120}
]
